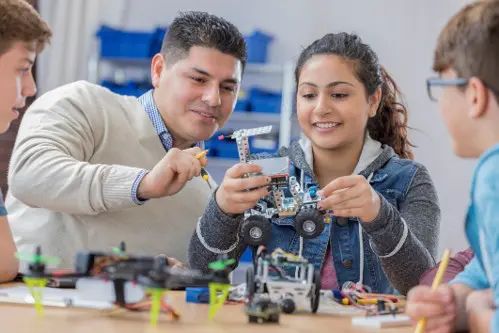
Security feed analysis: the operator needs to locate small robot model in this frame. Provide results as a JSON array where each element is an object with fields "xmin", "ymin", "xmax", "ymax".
[
  {"xmin": 220, "ymin": 125, "xmax": 331, "ymax": 246},
  {"xmin": 245, "ymin": 247, "xmax": 321, "ymax": 315}
]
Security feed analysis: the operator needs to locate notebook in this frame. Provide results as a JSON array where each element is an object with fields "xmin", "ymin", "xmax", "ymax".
[
  {"xmin": 0, "ymin": 285, "xmax": 112, "ymax": 310},
  {"xmin": 351, "ymin": 314, "xmax": 412, "ymax": 328}
]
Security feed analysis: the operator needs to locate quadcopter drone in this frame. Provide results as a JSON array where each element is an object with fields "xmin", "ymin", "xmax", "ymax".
[
  {"xmin": 16, "ymin": 242, "xmax": 233, "ymax": 325},
  {"xmin": 219, "ymin": 125, "xmax": 331, "ymax": 246}
]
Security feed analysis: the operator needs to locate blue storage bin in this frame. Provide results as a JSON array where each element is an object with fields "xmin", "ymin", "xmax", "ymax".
[
  {"xmin": 249, "ymin": 87, "xmax": 282, "ymax": 113},
  {"xmin": 101, "ymin": 80, "xmax": 129, "ymax": 95},
  {"xmin": 100, "ymin": 80, "xmax": 118, "ymax": 91},
  {"xmin": 245, "ymin": 30, "xmax": 273, "ymax": 63},
  {"xmin": 134, "ymin": 85, "xmax": 151, "ymax": 97},
  {"xmin": 185, "ymin": 287, "xmax": 210, "ymax": 303},
  {"xmin": 240, "ymin": 248, "xmax": 253, "ymax": 262},
  {"xmin": 204, "ymin": 138, "xmax": 218, "ymax": 157},
  {"xmin": 97, "ymin": 25, "xmax": 156, "ymax": 59},
  {"xmin": 235, "ymin": 99, "xmax": 250, "ymax": 112},
  {"xmin": 122, "ymin": 82, "xmax": 150, "ymax": 97},
  {"xmin": 100, "ymin": 80, "xmax": 151, "ymax": 97},
  {"xmin": 150, "ymin": 26, "xmax": 167, "ymax": 57},
  {"xmin": 251, "ymin": 96, "xmax": 281, "ymax": 113},
  {"xmin": 216, "ymin": 139, "xmax": 239, "ymax": 159}
]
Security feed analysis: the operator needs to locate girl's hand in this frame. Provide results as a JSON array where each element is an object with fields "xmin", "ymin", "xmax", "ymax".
[
  {"xmin": 317, "ymin": 175, "xmax": 380, "ymax": 222},
  {"xmin": 216, "ymin": 163, "xmax": 270, "ymax": 215}
]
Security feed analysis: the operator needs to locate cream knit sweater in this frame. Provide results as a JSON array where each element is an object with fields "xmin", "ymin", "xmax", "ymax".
[{"xmin": 6, "ymin": 81, "xmax": 215, "ymax": 269}]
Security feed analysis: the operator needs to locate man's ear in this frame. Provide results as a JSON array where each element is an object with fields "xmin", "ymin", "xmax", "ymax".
[
  {"xmin": 151, "ymin": 54, "xmax": 166, "ymax": 88},
  {"xmin": 467, "ymin": 77, "xmax": 489, "ymax": 119},
  {"xmin": 369, "ymin": 87, "xmax": 382, "ymax": 118}
]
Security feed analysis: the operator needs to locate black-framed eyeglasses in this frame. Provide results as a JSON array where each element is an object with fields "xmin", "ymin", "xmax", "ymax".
[
  {"xmin": 426, "ymin": 77, "xmax": 469, "ymax": 102},
  {"xmin": 426, "ymin": 77, "xmax": 499, "ymax": 102}
]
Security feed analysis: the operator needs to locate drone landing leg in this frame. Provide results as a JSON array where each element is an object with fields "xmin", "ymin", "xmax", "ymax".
[
  {"xmin": 24, "ymin": 277, "xmax": 48, "ymax": 316},
  {"xmin": 147, "ymin": 288, "xmax": 166, "ymax": 326},
  {"xmin": 113, "ymin": 279, "xmax": 127, "ymax": 307},
  {"xmin": 208, "ymin": 282, "xmax": 230, "ymax": 320}
]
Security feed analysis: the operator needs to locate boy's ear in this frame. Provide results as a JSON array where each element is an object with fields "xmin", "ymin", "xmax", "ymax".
[{"xmin": 467, "ymin": 77, "xmax": 489, "ymax": 119}]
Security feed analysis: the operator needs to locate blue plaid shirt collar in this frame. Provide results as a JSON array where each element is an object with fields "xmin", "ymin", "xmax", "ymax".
[{"xmin": 138, "ymin": 89, "xmax": 202, "ymax": 151}]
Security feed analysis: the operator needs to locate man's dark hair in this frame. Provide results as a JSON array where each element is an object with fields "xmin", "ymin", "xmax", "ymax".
[{"xmin": 161, "ymin": 11, "xmax": 247, "ymax": 70}]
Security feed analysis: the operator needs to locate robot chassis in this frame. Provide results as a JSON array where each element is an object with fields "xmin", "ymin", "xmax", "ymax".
[{"xmin": 225, "ymin": 125, "xmax": 331, "ymax": 246}]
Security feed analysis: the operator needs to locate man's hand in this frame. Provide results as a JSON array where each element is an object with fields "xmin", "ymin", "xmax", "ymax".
[
  {"xmin": 156, "ymin": 254, "xmax": 187, "ymax": 271},
  {"xmin": 216, "ymin": 163, "xmax": 271, "ymax": 215},
  {"xmin": 406, "ymin": 284, "xmax": 457, "ymax": 333},
  {"xmin": 137, "ymin": 147, "xmax": 207, "ymax": 200}
]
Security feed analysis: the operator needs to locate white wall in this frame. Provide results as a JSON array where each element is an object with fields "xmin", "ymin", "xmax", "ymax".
[{"xmin": 39, "ymin": 0, "xmax": 475, "ymax": 256}]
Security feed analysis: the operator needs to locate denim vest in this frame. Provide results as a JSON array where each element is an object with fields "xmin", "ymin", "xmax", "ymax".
[{"xmin": 254, "ymin": 154, "xmax": 418, "ymax": 294}]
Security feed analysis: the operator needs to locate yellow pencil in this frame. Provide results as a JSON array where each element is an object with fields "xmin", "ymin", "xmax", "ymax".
[
  {"xmin": 414, "ymin": 248, "xmax": 452, "ymax": 333},
  {"xmin": 357, "ymin": 298, "xmax": 379, "ymax": 305}
]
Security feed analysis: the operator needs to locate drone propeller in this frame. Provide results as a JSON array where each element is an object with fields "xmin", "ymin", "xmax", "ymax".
[
  {"xmin": 14, "ymin": 246, "xmax": 60, "ymax": 316},
  {"xmin": 15, "ymin": 253, "xmax": 60, "ymax": 265},
  {"xmin": 208, "ymin": 258, "xmax": 235, "ymax": 272},
  {"xmin": 15, "ymin": 246, "xmax": 61, "ymax": 266},
  {"xmin": 112, "ymin": 241, "xmax": 127, "ymax": 257}
]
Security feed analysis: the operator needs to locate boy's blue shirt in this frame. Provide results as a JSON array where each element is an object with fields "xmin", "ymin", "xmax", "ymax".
[{"xmin": 451, "ymin": 143, "xmax": 499, "ymax": 332}]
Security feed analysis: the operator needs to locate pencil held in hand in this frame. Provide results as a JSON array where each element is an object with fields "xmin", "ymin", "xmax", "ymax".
[{"xmin": 414, "ymin": 248, "xmax": 452, "ymax": 333}]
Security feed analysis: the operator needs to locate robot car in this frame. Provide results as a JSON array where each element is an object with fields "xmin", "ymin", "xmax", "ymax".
[
  {"xmin": 220, "ymin": 125, "xmax": 331, "ymax": 246},
  {"xmin": 245, "ymin": 247, "xmax": 320, "ymax": 315}
]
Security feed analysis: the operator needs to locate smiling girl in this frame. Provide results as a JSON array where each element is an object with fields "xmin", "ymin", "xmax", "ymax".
[{"xmin": 190, "ymin": 32, "xmax": 440, "ymax": 295}]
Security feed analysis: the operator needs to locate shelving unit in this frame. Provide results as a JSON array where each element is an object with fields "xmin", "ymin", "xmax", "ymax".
[{"xmin": 87, "ymin": 53, "xmax": 296, "ymax": 183}]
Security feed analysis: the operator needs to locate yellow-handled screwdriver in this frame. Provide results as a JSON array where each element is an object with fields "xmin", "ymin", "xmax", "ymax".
[{"xmin": 195, "ymin": 150, "xmax": 212, "ymax": 189}]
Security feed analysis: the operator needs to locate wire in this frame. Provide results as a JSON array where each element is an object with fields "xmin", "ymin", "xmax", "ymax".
[
  {"xmin": 339, "ymin": 281, "xmax": 400, "ymax": 316},
  {"xmin": 358, "ymin": 222, "xmax": 364, "ymax": 287},
  {"xmin": 356, "ymin": 172, "xmax": 373, "ymax": 289}
]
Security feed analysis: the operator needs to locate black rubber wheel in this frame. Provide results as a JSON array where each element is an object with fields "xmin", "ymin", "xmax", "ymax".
[
  {"xmin": 246, "ymin": 265, "xmax": 256, "ymax": 297},
  {"xmin": 241, "ymin": 215, "xmax": 272, "ymax": 246},
  {"xmin": 295, "ymin": 208, "xmax": 325, "ymax": 239},
  {"xmin": 311, "ymin": 269, "xmax": 321, "ymax": 313},
  {"xmin": 280, "ymin": 298, "xmax": 296, "ymax": 314},
  {"xmin": 249, "ymin": 316, "xmax": 259, "ymax": 323},
  {"xmin": 269, "ymin": 313, "xmax": 280, "ymax": 323}
]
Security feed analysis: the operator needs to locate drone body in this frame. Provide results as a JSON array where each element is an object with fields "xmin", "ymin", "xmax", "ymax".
[{"xmin": 16, "ymin": 242, "xmax": 233, "ymax": 324}]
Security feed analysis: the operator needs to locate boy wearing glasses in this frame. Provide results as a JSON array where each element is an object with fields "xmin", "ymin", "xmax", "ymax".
[{"xmin": 405, "ymin": 1, "xmax": 499, "ymax": 332}]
